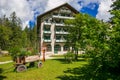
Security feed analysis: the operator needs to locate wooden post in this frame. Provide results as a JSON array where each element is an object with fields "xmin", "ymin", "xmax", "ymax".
[{"xmin": 42, "ymin": 49, "xmax": 45, "ymax": 62}]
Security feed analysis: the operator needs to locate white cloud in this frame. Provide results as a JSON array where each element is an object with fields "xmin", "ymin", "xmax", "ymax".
[
  {"xmin": 0, "ymin": 0, "xmax": 82, "ymax": 29},
  {"xmin": 27, "ymin": 0, "xmax": 48, "ymax": 14},
  {"xmin": 0, "ymin": 0, "xmax": 114, "ymax": 29},
  {"xmin": 79, "ymin": 0, "xmax": 113, "ymax": 21},
  {"xmin": 96, "ymin": 0, "xmax": 113, "ymax": 21},
  {"xmin": 0, "ymin": 0, "xmax": 34, "ymax": 29},
  {"xmin": 45, "ymin": 0, "xmax": 114, "ymax": 22},
  {"xmin": 44, "ymin": 0, "xmax": 82, "ymax": 12}
]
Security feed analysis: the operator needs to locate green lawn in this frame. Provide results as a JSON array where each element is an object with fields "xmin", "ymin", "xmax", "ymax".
[
  {"xmin": 0, "ymin": 55, "xmax": 12, "ymax": 62},
  {"xmin": 0, "ymin": 58, "xmax": 88, "ymax": 80}
]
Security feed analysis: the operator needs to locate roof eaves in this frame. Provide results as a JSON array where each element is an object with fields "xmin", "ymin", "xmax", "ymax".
[{"xmin": 37, "ymin": 3, "xmax": 79, "ymax": 19}]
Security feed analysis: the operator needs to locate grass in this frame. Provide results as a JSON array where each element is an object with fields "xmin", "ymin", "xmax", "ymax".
[
  {"xmin": 50, "ymin": 54, "xmax": 64, "ymax": 57},
  {"xmin": 0, "ymin": 55, "xmax": 12, "ymax": 62},
  {"xmin": 0, "ymin": 58, "xmax": 88, "ymax": 80}
]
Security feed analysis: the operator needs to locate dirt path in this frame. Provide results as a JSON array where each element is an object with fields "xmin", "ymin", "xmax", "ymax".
[
  {"xmin": 0, "ymin": 55, "xmax": 59, "ymax": 64},
  {"xmin": 0, "ymin": 60, "xmax": 13, "ymax": 64}
]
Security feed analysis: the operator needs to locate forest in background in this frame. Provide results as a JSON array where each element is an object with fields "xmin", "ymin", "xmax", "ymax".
[{"xmin": 0, "ymin": 12, "xmax": 38, "ymax": 54}]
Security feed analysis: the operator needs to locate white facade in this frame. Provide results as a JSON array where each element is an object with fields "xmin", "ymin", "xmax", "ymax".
[{"xmin": 37, "ymin": 3, "xmax": 79, "ymax": 55}]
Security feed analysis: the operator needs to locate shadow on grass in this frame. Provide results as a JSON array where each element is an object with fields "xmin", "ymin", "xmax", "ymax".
[
  {"xmin": 57, "ymin": 64, "xmax": 120, "ymax": 80},
  {"xmin": 0, "ymin": 68, "xmax": 6, "ymax": 80},
  {"xmin": 57, "ymin": 65, "xmax": 90, "ymax": 80},
  {"xmin": 52, "ymin": 58, "xmax": 87, "ymax": 64},
  {"xmin": 52, "ymin": 58, "xmax": 68, "ymax": 64}
]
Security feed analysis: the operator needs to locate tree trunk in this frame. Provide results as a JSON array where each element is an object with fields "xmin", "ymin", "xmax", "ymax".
[{"xmin": 75, "ymin": 49, "xmax": 78, "ymax": 61}]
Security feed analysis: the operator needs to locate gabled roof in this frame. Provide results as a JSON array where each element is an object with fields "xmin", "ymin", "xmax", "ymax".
[
  {"xmin": 37, "ymin": 3, "xmax": 79, "ymax": 19},
  {"xmin": 37, "ymin": 3, "xmax": 79, "ymax": 29}
]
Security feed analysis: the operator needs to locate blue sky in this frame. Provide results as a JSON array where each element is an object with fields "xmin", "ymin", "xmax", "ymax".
[
  {"xmin": 0, "ymin": 0, "xmax": 113, "ymax": 29},
  {"xmin": 29, "ymin": 2, "xmax": 99, "ymax": 28},
  {"xmin": 80, "ymin": 3, "xmax": 99, "ymax": 17}
]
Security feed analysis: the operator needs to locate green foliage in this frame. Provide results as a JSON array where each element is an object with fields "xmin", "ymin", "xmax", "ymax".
[
  {"xmin": 0, "ymin": 12, "xmax": 38, "ymax": 59},
  {"xmin": 10, "ymin": 47, "xmax": 32, "ymax": 61},
  {"xmin": 104, "ymin": 0, "xmax": 120, "ymax": 77},
  {"xmin": 62, "ymin": 0, "xmax": 120, "ymax": 78},
  {"xmin": 65, "ymin": 12, "xmax": 120, "ymax": 79},
  {"xmin": 79, "ymin": 54, "xmax": 90, "ymax": 58},
  {"xmin": 64, "ymin": 52, "xmax": 75, "ymax": 63},
  {"xmin": 65, "ymin": 13, "xmax": 108, "ymax": 60},
  {"xmin": 111, "ymin": 0, "xmax": 120, "ymax": 10},
  {"xmin": 0, "ymin": 25, "xmax": 12, "ymax": 50},
  {"xmin": 0, "ymin": 12, "xmax": 25, "ymax": 50},
  {"xmin": 20, "ymin": 48, "xmax": 29, "ymax": 56},
  {"xmin": 24, "ymin": 26, "xmax": 38, "ymax": 53},
  {"xmin": 9, "ymin": 47, "xmax": 21, "ymax": 61}
]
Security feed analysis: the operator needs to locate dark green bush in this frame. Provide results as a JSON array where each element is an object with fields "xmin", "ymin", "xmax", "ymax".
[
  {"xmin": 64, "ymin": 52, "xmax": 75, "ymax": 63},
  {"xmin": 79, "ymin": 53, "xmax": 90, "ymax": 58}
]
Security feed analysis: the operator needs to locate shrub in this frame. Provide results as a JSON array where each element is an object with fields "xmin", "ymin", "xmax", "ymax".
[
  {"xmin": 9, "ymin": 47, "xmax": 21, "ymax": 61},
  {"xmin": 79, "ymin": 53, "xmax": 90, "ymax": 58},
  {"xmin": 9, "ymin": 47, "xmax": 32, "ymax": 61},
  {"xmin": 64, "ymin": 52, "xmax": 75, "ymax": 63}
]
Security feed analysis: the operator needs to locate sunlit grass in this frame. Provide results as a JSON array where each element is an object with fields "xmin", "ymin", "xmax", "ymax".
[
  {"xmin": 0, "ymin": 58, "xmax": 88, "ymax": 80},
  {"xmin": 0, "ymin": 55, "xmax": 12, "ymax": 62}
]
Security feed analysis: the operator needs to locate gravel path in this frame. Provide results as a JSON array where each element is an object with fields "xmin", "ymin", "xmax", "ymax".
[
  {"xmin": 0, "ymin": 60, "xmax": 13, "ymax": 64},
  {"xmin": 0, "ymin": 55, "xmax": 58, "ymax": 64}
]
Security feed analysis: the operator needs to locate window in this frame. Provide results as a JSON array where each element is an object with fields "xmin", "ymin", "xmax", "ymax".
[
  {"xmin": 56, "ymin": 35, "xmax": 61, "ymax": 40},
  {"xmin": 63, "ymin": 45, "xmax": 69, "ymax": 51},
  {"xmin": 63, "ymin": 35, "xmax": 67, "ymax": 40},
  {"xmin": 55, "ymin": 27, "xmax": 62, "ymax": 32},
  {"xmin": 61, "ymin": 13, "xmax": 66, "ymax": 16},
  {"xmin": 53, "ymin": 12, "xmax": 58, "ymax": 15},
  {"xmin": 44, "ymin": 25, "xmax": 50, "ymax": 31},
  {"xmin": 63, "ymin": 28, "xmax": 67, "ymax": 32},
  {"xmin": 54, "ymin": 44, "xmax": 61, "ymax": 51},
  {"xmin": 46, "ymin": 44, "xmax": 51, "ymax": 51},
  {"xmin": 44, "ymin": 35, "xmax": 50, "ymax": 40}
]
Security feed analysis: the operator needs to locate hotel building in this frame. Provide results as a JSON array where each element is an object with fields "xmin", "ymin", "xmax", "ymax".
[{"xmin": 37, "ymin": 3, "xmax": 79, "ymax": 55}]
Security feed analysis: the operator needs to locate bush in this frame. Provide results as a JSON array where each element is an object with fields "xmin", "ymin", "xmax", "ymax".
[
  {"xmin": 64, "ymin": 52, "xmax": 75, "ymax": 63},
  {"xmin": 9, "ymin": 47, "xmax": 32, "ymax": 61},
  {"xmin": 9, "ymin": 47, "xmax": 21, "ymax": 61},
  {"xmin": 79, "ymin": 53, "xmax": 90, "ymax": 58}
]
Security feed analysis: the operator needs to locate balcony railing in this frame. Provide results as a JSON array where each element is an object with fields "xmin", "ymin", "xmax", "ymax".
[
  {"xmin": 43, "ymin": 31, "xmax": 51, "ymax": 34},
  {"xmin": 43, "ymin": 39, "xmax": 51, "ymax": 42},
  {"xmin": 56, "ymin": 39, "xmax": 66, "ymax": 42},
  {"xmin": 55, "ymin": 23, "xmax": 65, "ymax": 26},
  {"xmin": 53, "ymin": 15, "xmax": 74, "ymax": 19},
  {"xmin": 44, "ymin": 21, "xmax": 65, "ymax": 26},
  {"xmin": 55, "ymin": 31, "xmax": 69, "ymax": 34},
  {"xmin": 44, "ymin": 22, "xmax": 51, "ymax": 25}
]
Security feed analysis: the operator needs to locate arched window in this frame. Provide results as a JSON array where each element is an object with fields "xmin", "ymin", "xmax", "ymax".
[
  {"xmin": 63, "ymin": 45, "xmax": 69, "ymax": 51},
  {"xmin": 54, "ymin": 44, "xmax": 61, "ymax": 53},
  {"xmin": 46, "ymin": 44, "xmax": 51, "ymax": 51}
]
